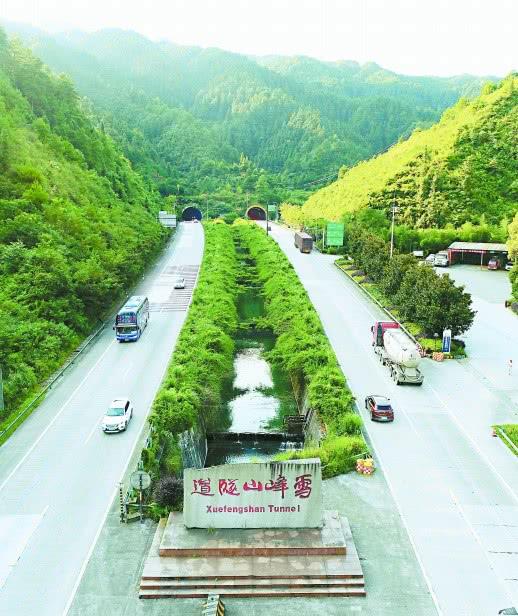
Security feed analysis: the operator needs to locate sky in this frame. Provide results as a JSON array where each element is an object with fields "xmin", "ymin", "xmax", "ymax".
[{"xmin": 1, "ymin": 0, "xmax": 517, "ymax": 77}]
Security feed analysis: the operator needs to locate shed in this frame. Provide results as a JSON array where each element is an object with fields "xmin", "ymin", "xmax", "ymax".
[{"xmin": 447, "ymin": 242, "xmax": 508, "ymax": 266}]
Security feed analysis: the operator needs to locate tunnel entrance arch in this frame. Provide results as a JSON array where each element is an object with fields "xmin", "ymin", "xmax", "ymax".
[
  {"xmin": 246, "ymin": 205, "xmax": 266, "ymax": 221},
  {"xmin": 181, "ymin": 206, "xmax": 202, "ymax": 221}
]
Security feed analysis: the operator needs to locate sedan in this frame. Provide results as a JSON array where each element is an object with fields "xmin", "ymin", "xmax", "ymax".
[
  {"xmin": 102, "ymin": 398, "xmax": 133, "ymax": 433},
  {"xmin": 174, "ymin": 276, "xmax": 186, "ymax": 289},
  {"xmin": 365, "ymin": 395, "xmax": 394, "ymax": 422}
]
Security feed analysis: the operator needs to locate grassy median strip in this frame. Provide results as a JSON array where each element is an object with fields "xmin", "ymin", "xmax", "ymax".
[
  {"xmin": 233, "ymin": 221, "xmax": 367, "ymax": 477},
  {"xmin": 496, "ymin": 424, "xmax": 518, "ymax": 456},
  {"xmin": 145, "ymin": 222, "xmax": 239, "ymax": 477}
]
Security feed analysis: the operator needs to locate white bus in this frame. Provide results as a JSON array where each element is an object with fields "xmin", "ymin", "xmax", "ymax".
[{"xmin": 114, "ymin": 296, "xmax": 149, "ymax": 342}]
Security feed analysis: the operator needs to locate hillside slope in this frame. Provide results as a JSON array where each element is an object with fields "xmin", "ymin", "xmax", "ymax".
[
  {"xmin": 0, "ymin": 30, "xmax": 166, "ymax": 416},
  {"xmin": 301, "ymin": 76, "xmax": 517, "ymax": 227},
  {"xmin": 4, "ymin": 25, "xmax": 490, "ymax": 201}
]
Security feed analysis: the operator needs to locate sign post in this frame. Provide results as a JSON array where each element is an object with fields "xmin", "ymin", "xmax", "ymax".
[
  {"xmin": 325, "ymin": 223, "xmax": 344, "ymax": 248},
  {"xmin": 442, "ymin": 328, "xmax": 452, "ymax": 353},
  {"xmin": 130, "ymin": 470, "xmax": 151, "ymax": 524}
]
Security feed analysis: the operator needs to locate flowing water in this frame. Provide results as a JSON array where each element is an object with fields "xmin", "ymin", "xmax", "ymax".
[{"xmin": 205, "ymin": 288, "xmax": 301, "ymax": 465}]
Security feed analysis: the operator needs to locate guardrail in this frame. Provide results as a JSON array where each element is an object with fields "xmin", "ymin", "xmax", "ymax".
[
  {"xmin": 0, "ymin": 321, "xmax": 106, "ymax": 443},
  {"xmin": 333, "ymin": 260, "xmax": 421, "ymax": 347}
]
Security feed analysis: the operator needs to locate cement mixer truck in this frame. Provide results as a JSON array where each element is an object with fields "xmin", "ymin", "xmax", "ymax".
[{"xmin": 371, "ymin": 321, "xmax": 424, "ymax": 385}]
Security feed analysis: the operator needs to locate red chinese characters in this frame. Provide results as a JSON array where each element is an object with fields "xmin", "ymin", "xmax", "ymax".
[
  {"xmin": 294, "ymin": 474, "xmax": 312, "ymax": 498},
  {"xmin": 218, "ymin": 479, "xmax": 240, "ymax": 496},
  {"xmin": 264, "ymin": 475, "xmax": 288, "ymax": 499},
  {"xmin": 191, "ymin": 479, "xmax": 214, "ymax": 496},
  {"xmin": 243, "ymin": 479, "xmax": 263, "ymax": 492}
]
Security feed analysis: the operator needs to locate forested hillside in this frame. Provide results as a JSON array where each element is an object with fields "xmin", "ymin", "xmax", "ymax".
[
  {"xmin": 4, "ymin": 24, "xmax": 490, "ymax": 216},
  {"xmin": 0, "ymin": 29, "xmax": 166, "ymax": 417},
  {"xmin": 300, "ymin": 76, "xmax": 518, "ymax": 228}
]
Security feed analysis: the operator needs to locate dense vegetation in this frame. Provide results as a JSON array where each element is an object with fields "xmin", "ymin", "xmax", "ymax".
[
  {"xmin": 299, "ymin": 76, "xmax": 518, "ymax": 228},
  {"xmin": 0, "ymin": 30, "xmax": 166, "ymax": 422},
  {"xmin": 145, "ymin": 223, "xmax": 239, "ymax": 477},
  {"xmin": 234, "ymin": 222, "xmax": 366, "ymax": 477},
  {"xmin": 339, "ymin": 224, "xmax": 475, "ymax": 340},
  {"xmin": 5, "ymin": 24, "xmax": 490, "ymax": 218},
  {"xmin": 508, "ymin": 212, "xmax": 518, "ymax": 303}
]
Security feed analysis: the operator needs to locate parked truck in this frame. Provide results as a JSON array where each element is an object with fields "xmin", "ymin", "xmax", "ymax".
[
  {"xmin": 371, "ymin": 321, "xmax": 424, "ymax": 385},
  {"xmin": 294, "ymin": 231, "xmax": 313, "ymax": 254}
]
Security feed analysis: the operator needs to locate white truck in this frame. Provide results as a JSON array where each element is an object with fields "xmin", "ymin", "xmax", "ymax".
[{"xmin": 371, "ymin": 321, "xmax": 424, "ymax": 385}]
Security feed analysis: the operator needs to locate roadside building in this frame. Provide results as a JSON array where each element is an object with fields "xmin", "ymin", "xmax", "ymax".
[{"xmin": 447, "ymin": 241, "xmax": 508, "ymax": 266}]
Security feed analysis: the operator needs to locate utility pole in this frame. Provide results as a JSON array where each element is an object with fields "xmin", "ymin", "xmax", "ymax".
[
  {"xmin": 390, "ymin": 192, "xmax": 399, "ymax": 259},
  {"xmin": 266, "ymin": 204, "xmax": 269, "ymax": 236}
]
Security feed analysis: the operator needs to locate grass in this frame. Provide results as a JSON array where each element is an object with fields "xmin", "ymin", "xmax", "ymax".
[{"xmin": 496, "ymin": 424, "xmax": 518, "ymax": 456}]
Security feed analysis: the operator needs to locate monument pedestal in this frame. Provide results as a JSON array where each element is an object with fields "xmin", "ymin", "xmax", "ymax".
[{"xmin": 140, "ymin": 510, "xmax": 365, "ymax": 599}]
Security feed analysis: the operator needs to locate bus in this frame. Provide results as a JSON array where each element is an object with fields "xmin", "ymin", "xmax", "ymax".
[{"xmin": 114, "ymin": 296, "xmax": 150, "ymax": 342}]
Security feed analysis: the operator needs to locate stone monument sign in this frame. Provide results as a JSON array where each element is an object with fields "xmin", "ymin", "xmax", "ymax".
[{"xmin": 183, "ymin": 459, "xmax": 322, "ymax": 528}]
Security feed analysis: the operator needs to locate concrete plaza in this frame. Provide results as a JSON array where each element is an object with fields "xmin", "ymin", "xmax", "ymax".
[{"xmin": 69, "ymin": 470, "xmax": 437, "ymax": 616}]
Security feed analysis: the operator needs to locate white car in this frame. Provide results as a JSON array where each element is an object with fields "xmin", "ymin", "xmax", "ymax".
[
  {"xmin": 419, "ymin": 254, "xmax": 436, "ymax": 267},
  {"xmin": 102, "ymin": 398, "xmax": 133, "ymax": 433},
  {"xmin": 505, "ymin": 262, "xmax": 514, "ymax": 271},
  {"xmin": 174, "ymin": 276, "xmax": 186, "ymax": 289}
]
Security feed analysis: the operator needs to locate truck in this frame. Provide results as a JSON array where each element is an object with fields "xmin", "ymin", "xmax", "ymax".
[
  {"xmin": 294, "ymin": 231, "xmax": 313, "ymax": 254},
  {"xmin": 434, "ymin": 251, "xmax": 449, "ymax": 267},
  {"xmin": 371, "ymin": 321, "xmax": 424, "ymax": 385}
]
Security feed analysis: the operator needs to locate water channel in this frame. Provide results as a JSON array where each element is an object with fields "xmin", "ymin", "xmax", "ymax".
[{"xmin": 205, "ymin": 287, "xmax": 302, "ymax": 466}]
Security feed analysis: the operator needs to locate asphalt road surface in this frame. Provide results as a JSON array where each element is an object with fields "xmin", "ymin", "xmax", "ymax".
[
  {"xmin": 269, "ymin": 223, "xmax": 518, "ymax": 616},
  {"xmin": 0, "ymin": 222, "xmax": 204, "ymax": 616}
]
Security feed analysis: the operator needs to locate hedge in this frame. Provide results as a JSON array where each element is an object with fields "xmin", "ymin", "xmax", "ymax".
[
  {"xmin": 233, "ymin": 221, "xmax": 368, "ymax": 477},
  {"xmin": 146, "ymin": 222, "xmax": 239, "ymax": 476}
]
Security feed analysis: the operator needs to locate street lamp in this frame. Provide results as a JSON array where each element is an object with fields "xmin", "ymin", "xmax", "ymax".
[{"xmin": 434, "ymin": 332, "xmax": 439, "ymax": 352}]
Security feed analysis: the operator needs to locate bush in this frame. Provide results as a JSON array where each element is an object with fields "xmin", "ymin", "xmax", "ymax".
[
  {"xmin": 153, "ymin": 476, "xmax": 184, "ymax": 509},
  {"xmin": 235, "ymin": 221, "xmax": 368, "ymax": 477},
  {"xmin": 148, "ymin": 223, "xmax": 239, "ymax": 476}
]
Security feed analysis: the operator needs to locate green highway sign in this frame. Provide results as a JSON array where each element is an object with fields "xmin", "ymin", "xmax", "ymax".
[
  {"xmin": 326, "ymin": 222, "xmax": 344, "ymax": 247},
  {"xmin": 267, "ymin": 204, "xmax": 277, "ymax": 214}
]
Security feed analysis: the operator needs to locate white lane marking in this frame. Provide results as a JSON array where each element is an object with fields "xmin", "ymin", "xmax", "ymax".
[
  {"xmin": 83, "ymin": 418, "xmax": 101, "ymax": 445},
  {"xmin": 272, "ymin": 227, "xmax": 446, "ymax": 612},
  {"xmin": 122, "ymin": 362, "xmax": 134, "ymax": 380},
  {"xmin": 63, "ymin": 230, "xmax": 201, "ymax": 615},
  {"xmin": 427, "ymin": 382, "xmax": 518, "ymax": 506},
  {"xmin": 0, "ymin": 339, "xmax": 116, "ymax": 494},
  {"xmin": 0, "ymin": 505, "xmax": 49, "ymax": 589},
  {"xmin": 449, "ymin": 488, "xmax": 516, "ymax": 607}
]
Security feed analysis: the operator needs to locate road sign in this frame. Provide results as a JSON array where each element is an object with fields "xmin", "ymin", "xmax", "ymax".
[
  {"xmin": 442, "ymin": 329, "xmax": 452, "ymax": 353},
  {"xmin": 130, "ymin": 470, "xmax": 151, "ymax": 490},
  {"xmin": 267, "ymin": 204, "xmax": 277, "ymax": 214},
  {"xmin": 326, "ymin": 222, "xmax": 344, "ymax": 247}
]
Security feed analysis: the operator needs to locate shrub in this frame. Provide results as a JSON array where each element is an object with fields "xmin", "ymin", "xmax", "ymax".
[{"xmin": 153, "ymin": 476, "xmax": 184, "ymax": 509}]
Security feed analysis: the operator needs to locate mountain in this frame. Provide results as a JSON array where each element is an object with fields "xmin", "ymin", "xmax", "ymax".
[
  {"xmin": 0, "ymin": 29, "xmax": 166, "ymax": 415},
  {"xmin": 2, "ymin": 24, "xmax": 493, "ymax": 211},
  {"xmin": 300, "ymin": 75, "xmax": 518, "ymax": 227}
]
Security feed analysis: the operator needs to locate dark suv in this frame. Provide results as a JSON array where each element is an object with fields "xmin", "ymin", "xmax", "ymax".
[{"xmin": 365, "ymin": 395, "xmax": 394, "ymax": 422}]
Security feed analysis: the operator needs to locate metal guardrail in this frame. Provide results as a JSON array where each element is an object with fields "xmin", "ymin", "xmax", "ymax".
[
  {"xmin": 0, "ymin": 321, "xmax": 106, "ymax": 442},
  {"xmin": 333, "ymin": 261, "xmax": 421, "ymax": 347}
]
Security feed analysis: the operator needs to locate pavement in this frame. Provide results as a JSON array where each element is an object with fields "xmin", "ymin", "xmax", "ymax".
[
  {"xmin": 0, "ymin": 222, "xmax": 204, "ymax": 616},
  {"xmin": 267, "ymin": 223, "xmax": 518, "ymax": 616},
  {"xmin": 68, "ymin": 472, "xmax": 437, "ymax": 615}
]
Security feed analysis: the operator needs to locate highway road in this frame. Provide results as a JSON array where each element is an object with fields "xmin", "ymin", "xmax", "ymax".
[
  {"xmin": 0, "ymin": 222, "xmax": 204, "ymax": 616},
  {"xmin": 269, "ymin": 223, "xmax": 518, "ymax": 616}
]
